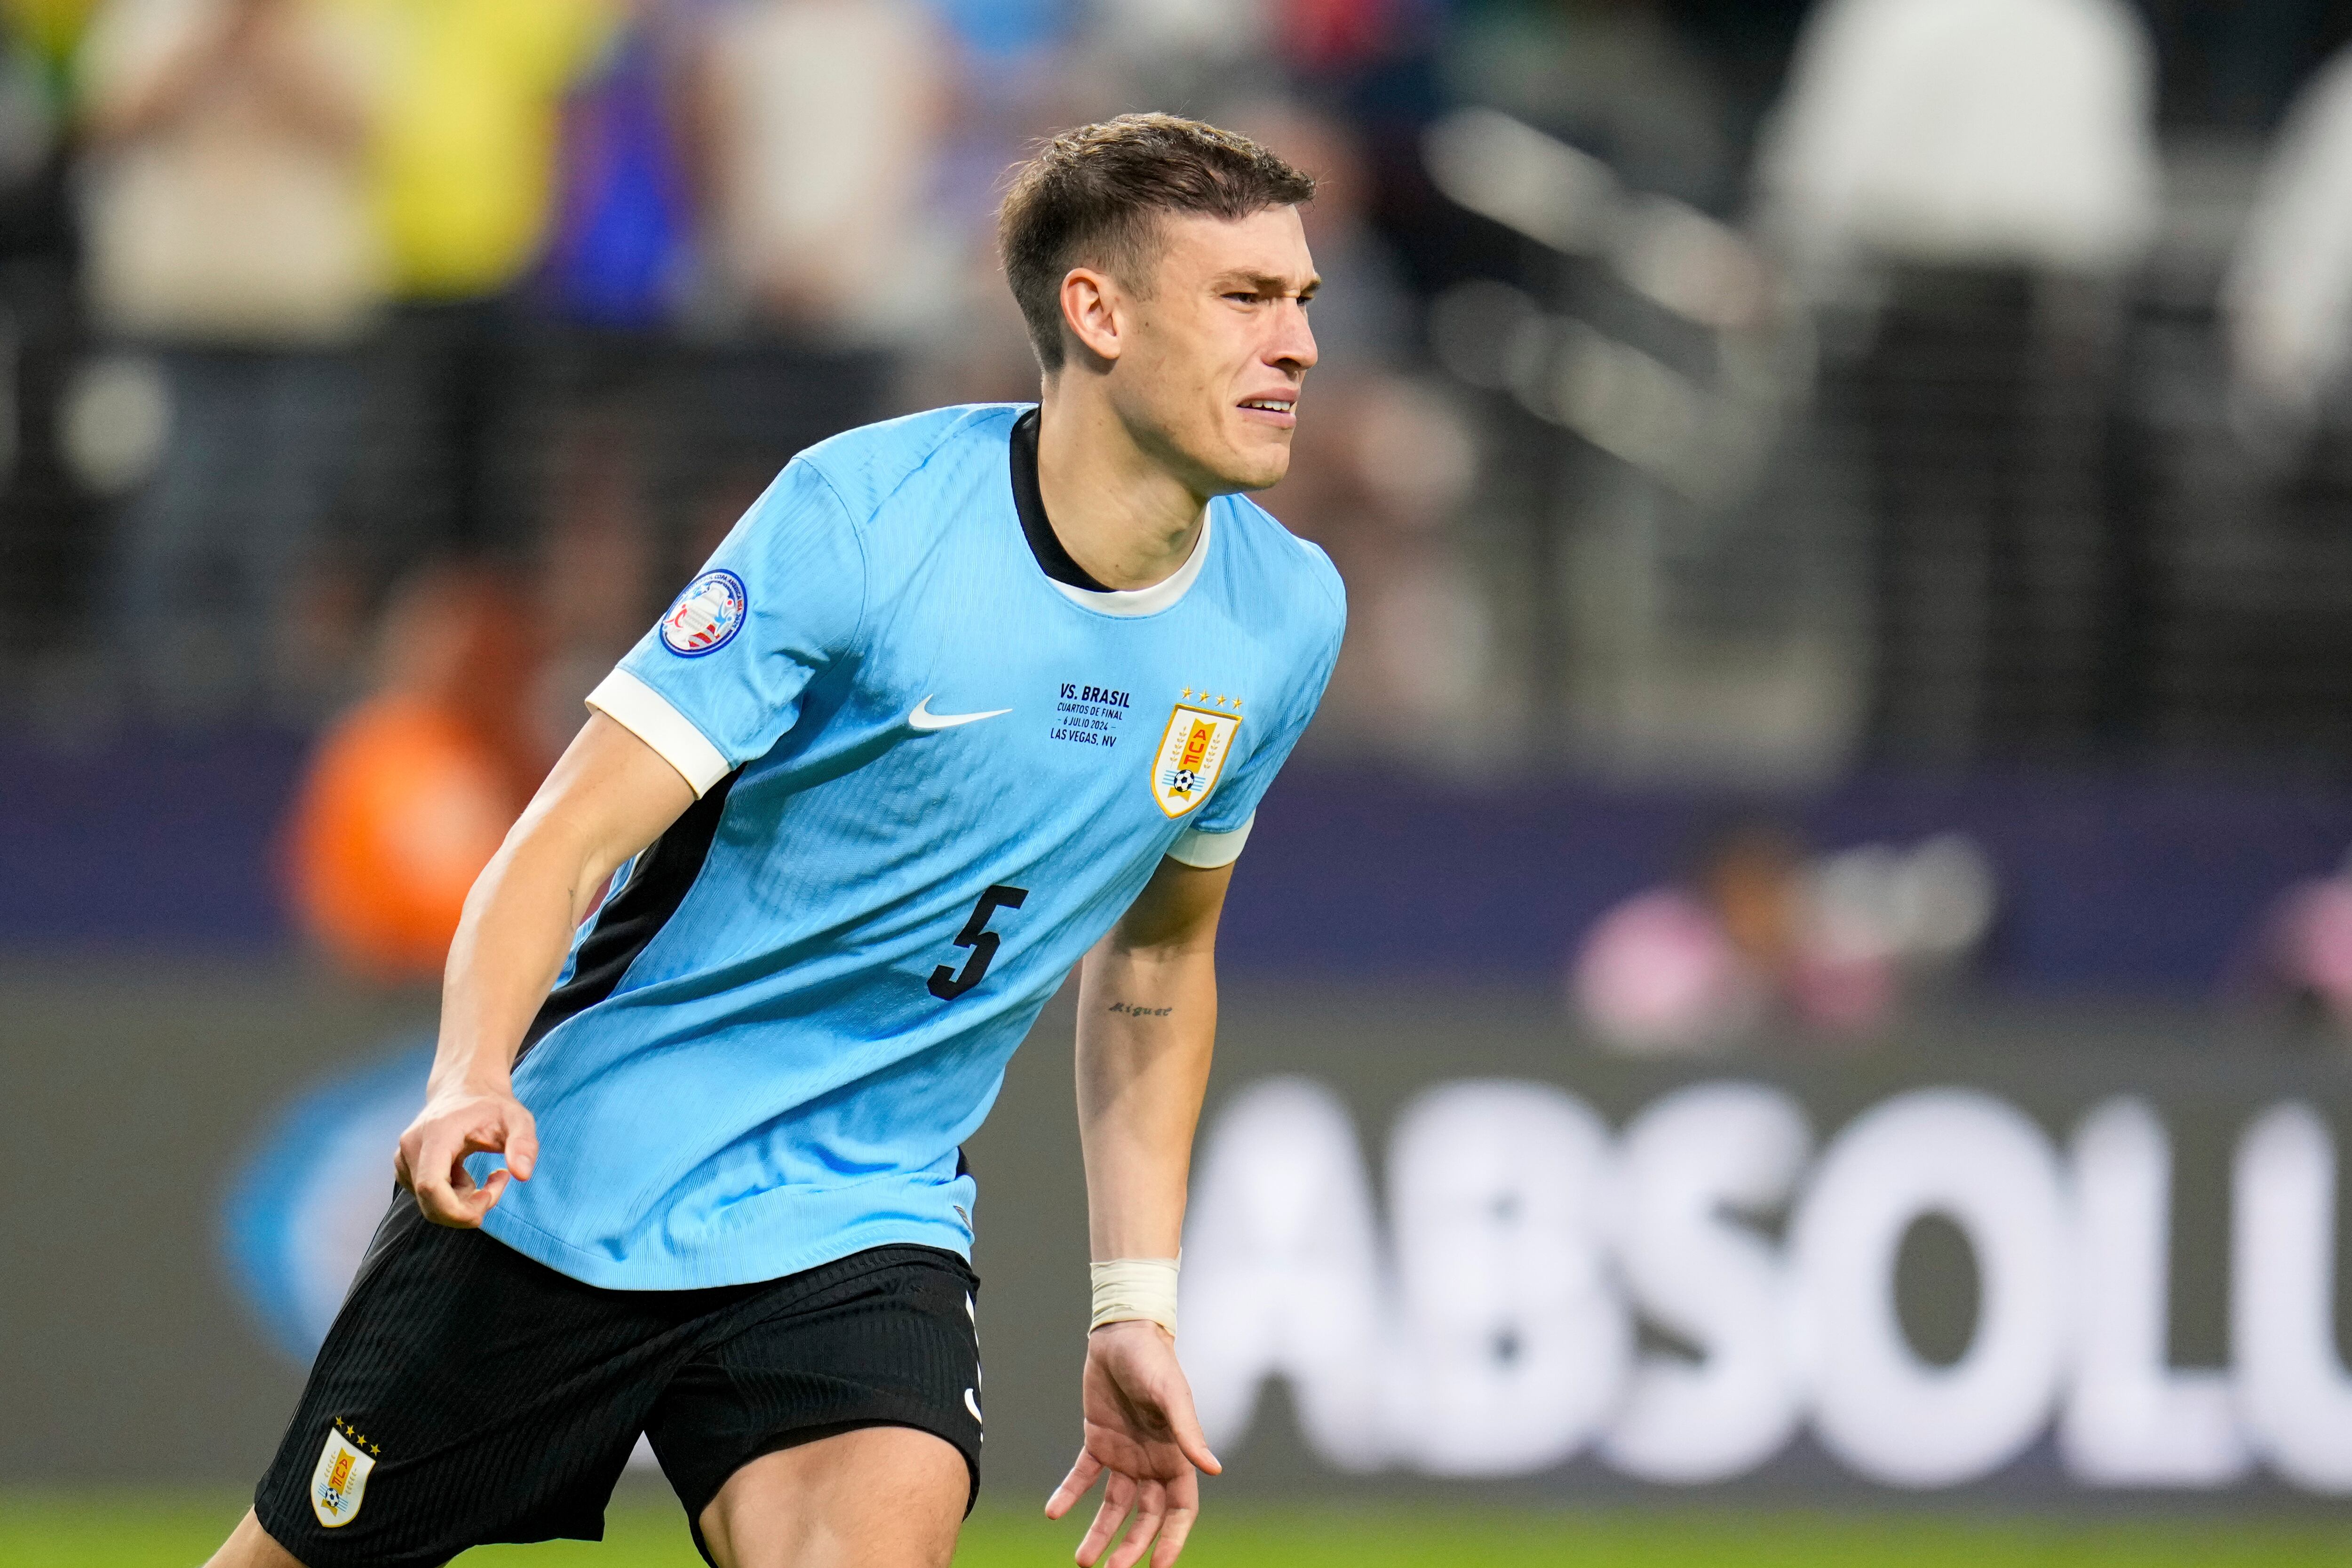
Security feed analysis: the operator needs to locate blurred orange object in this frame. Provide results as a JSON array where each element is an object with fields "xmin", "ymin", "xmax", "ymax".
[
  {"xmin": 284, "ymin": 565, "xmax": 549, "ymax": 982},
  {"xmin": 287, "ymin": 697, "xmax": 522, "ymax": 980}
]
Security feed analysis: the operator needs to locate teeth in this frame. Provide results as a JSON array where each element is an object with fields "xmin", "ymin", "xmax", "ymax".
[{"xmin": 1242, "ymin": 400, "xmax": 1294, "ymax": 412}]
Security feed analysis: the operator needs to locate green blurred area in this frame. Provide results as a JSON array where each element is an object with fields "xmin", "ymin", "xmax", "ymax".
[{"xmin": 7, "ymin": 1495, "xmax": 2352, "ymax": 1568}]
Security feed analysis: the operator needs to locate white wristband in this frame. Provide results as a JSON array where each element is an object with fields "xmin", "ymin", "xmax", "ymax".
[{"xmin": 1090, "ymin": 1257, "xmax": 1180, "ymax": 1337}]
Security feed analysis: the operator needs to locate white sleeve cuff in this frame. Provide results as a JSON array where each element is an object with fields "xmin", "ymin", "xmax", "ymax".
[
  {"xmin": 1167, "ymin": 813, "xmax": 1253, "ymax": 868},
  {"xmin": 586, "ymin": 669, "xmax": 733, "ymax": 797}
]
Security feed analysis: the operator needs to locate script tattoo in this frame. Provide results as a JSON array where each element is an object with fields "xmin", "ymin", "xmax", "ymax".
[{"xmin": 1105, "ymin": 1002, "xmax": 1175, "ymax": 1018}]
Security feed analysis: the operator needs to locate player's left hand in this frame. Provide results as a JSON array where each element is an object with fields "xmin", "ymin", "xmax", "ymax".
[{"xmin": 1045, "ymin": 1319, "xmax": 1222, "ymax": 1568}]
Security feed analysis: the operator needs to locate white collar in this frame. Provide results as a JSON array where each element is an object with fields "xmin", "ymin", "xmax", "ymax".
[{"xmin": 1045, "ymin": 507, "xmax": 1213, "ymax": 618}]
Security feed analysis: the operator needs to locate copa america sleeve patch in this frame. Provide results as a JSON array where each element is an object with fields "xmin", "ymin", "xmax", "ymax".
[
  {"xmin": 310, "ymin": 1418, "xmax": 379, "ymax": 1528},
  {"xmin": 660, "ymin": 569, "xmax": 748, "ymax": 656}
]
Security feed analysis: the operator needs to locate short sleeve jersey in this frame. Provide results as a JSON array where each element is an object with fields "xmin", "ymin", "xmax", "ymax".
[{"xmin": 477, "ymin": 403, "xmax": 1345, "ymax": 1289}]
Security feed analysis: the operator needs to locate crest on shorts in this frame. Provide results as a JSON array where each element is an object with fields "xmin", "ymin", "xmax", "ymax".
[
  {"xmin": 1149, "ymin": 700, "xmax": 1242, "ymax": 819},
  {"xmin": 310, "ymin": 1418, "xmax": 379, "ymax": 1528},
  {"xmin": 660, "ymin": 569, "xmax": 747, "ymax": 656}
]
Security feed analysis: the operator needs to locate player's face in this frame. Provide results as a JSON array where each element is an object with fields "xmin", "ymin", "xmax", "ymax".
[{"xmin": 1116, "ymin": 206, "xmax": 1319, "ymax": 494}]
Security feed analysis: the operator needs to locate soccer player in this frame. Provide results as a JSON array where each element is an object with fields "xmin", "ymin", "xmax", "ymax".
[{"xmin": 206, "ymin": 113, "xmax": 1342, "ymax": 1568}]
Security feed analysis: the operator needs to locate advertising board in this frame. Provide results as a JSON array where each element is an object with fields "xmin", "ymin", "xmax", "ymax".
[
  {"xmin": 977, "ymin": 986, "xmax": 2352, "ymax": 1505},
  {"xmin": 208, "ymin": 986, "xmax": 2352, "ymax": 1505},
  {"xmin": 14, "ymin": 961, "xmax": 2350, "ymax": 1514}
]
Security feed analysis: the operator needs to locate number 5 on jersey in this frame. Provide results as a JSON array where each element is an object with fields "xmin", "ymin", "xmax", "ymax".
[{"xmin": 930, "ymin": 885, "xmax": 1028, "ymax": 1000}]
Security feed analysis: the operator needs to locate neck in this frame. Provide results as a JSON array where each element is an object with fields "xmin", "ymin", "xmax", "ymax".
[{"xmin": 1034, "ymin": 376, "xmax": 1208, "ymax": 592}]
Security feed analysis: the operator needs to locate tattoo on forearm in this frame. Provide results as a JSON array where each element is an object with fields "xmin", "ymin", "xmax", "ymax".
[{"xmin": 1106, "ymin": 1002, "xmax": 1174, "ymax": 1017}]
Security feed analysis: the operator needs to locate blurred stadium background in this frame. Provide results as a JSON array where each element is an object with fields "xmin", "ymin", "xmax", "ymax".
[{"xmin": 16, "ymin": 0, "xmax": 2352, "ymax": 1561}]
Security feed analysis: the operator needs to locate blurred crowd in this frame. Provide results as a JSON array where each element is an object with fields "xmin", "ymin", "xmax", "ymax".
[
  {"xmin": 0, "ymin": 0, "xmax": 1495, "ymax": 750},
  {"xmin": 1572, "ymin": 819, "xmax": 1995, "ymax": 1053},
  {"xmin": 11, "ymin": 0, "xmax": 2352, "ymax": 760},
  {"xmin": 19, "ymin": 0, "xmax": 2352, "ymax": 1028}
]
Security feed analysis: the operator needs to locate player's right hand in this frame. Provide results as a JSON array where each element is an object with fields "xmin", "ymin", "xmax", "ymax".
[{"xmin": 394, "ymin": 1082, "xmax": 538, "ymax": 1228}]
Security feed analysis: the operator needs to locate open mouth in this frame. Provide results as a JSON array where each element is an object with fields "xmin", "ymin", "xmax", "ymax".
[{"xmin": 1238, "ymin": 397, "xmax": 1298, "ymax": 426}]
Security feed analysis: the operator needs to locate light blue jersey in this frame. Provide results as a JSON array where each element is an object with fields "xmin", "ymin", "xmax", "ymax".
[{"xmin": 476, "ymin": 404, "xmax": 1344, "ymax": 1289}]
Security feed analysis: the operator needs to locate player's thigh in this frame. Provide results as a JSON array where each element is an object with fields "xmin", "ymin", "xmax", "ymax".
[
  {"xmin": 699, "ymin": 1424, "xmax": 967, "ymax": 1568},
  {"xmin": 204, "ymin": 1509, "xmax": 309, "ymax": 1568},
  {"xmin": 645, "ymin": 1245, "xmax": 985, "ymax": 1558}
]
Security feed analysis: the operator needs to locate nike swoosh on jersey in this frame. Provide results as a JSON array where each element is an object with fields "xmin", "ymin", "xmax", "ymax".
[{"xmin": 908, "ymin": 696, "xmax": 1012, "ymax": 731}]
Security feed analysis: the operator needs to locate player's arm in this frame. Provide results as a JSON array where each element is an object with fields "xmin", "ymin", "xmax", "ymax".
[
  {"xmin": 394, "ymin": 713, "xmax": 697, "ymax": 1226},
  {"xmin": 1048, "ymin": 856, "xmax": 1231, "ymax": 1568}
]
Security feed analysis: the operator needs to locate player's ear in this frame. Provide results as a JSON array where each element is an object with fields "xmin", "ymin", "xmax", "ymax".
[{"xmin": 1058, "ymin": 266, "xmax": 1123, "ymax": 367}]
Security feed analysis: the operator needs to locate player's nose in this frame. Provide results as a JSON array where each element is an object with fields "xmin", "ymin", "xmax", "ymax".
[{"xmin": 1266, "ymin": 301, "xmax": 1317, "ymax": 375}]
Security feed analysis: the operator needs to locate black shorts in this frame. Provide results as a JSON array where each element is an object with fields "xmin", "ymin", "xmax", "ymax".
[{"xmin": 253, "ymin": 1198, "xmax": 983, "ymax": 1568}]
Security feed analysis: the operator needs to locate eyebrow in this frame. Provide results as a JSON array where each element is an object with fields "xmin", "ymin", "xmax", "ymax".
[{"xmin": 1216, "ymin": 271, "xmax": 1321, "ymax": 297}]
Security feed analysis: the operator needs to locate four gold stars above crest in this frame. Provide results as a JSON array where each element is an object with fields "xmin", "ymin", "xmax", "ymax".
[{"xmin": 334, "ymin": 1416, "xmax": 383, "ymax": 1456}]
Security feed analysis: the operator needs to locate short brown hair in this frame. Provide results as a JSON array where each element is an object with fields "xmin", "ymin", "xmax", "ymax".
[{"xmin": 998, "ymin": 113, "xmax": 1316, "ymax": 373}]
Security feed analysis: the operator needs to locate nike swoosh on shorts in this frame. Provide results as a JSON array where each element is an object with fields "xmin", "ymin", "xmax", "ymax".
[{"xmin": 908, "ymin": 696, "xmax": 1011, "ymax": 730}]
